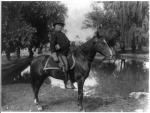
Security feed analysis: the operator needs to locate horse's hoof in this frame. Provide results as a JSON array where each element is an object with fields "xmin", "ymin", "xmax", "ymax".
[
  {"xmin": 78, "ymin": 107, "xmax": 86, "ymax": 112},
  {"xmin": 34, "ymin": 99, "xmax": 38, "ymax": 104},
  {"xmin": 79, "ymin": 109, "xmax": 86, "ymax": 112},
  {"xmin": 37, "ymin": 105, "xmax": 43, "ymax": 111}
]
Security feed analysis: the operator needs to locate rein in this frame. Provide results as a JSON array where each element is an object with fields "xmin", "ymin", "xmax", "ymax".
[{"xmin": 79, "ymin": 48, "xmax": 94, "ymax": 62}]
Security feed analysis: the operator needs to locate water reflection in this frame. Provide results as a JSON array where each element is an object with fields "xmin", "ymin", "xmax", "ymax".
[
  {"xmin": 113, "ymin": 59, "xmax": 149, "ymax": 81},
  {"xmin": 90, "ymin": 58, "xmax": 149, "ymax": 97}
]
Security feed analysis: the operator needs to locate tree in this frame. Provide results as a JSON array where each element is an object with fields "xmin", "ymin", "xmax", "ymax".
[
  {"xmin": 83, "ymin": 1, "xmax": 149, "ymax": 51},
  {"xmin": 2, "ymin": 1, "xmax": 36, "ymax": 59},
  {"xmin": 83, "ymin": 2, "xmax": 120, "ymax": 38},
  {"xmin": 103, "ymin": 1, "xmax": 149, "ymax": 50},
  {"xmin": 2, "ymin": 1, "xmax": 68, "ymax": 59},
  {"xmin": 83, "ymin": 2, "xmax": 119, "ymax": 29},
  {"xmin": 21, "ymin": 1, "xmax": 67, "ymax": 53}
]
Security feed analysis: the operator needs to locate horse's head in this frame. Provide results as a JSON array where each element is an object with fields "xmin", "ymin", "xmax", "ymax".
[{"xmin": 93, "ymin": 36, "xmax": 112, "ymax": 59}]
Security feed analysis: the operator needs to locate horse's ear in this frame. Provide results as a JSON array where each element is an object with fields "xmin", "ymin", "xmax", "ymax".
[
  {"xmin": 93, "ymin": 36, "xmax": 98, "ymax": 43},
  {"xmin": 94, "ymin": 31, "xmax": 103, "ymax": 39}
]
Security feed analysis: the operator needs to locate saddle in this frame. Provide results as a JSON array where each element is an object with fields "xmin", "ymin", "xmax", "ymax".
[{"xmin": 43, "ymin": 54, "xmax": 75, "ymax": 71}]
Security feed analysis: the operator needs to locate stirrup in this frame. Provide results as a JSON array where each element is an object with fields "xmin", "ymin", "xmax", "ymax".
[
  {"xmin": 59, "ymin": 64, "xmax": 65, "ymax": 72},
  {"xmin": 62, "ymin": 68, "xmax": 65, "ymax": 72},
  {"xmin": 59, "ymin": 65, "xmax": 65, "ymax": 72}
]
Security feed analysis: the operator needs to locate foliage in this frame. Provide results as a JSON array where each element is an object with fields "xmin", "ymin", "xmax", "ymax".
[
  {"xmin": 103, "ymin": 1, "xmax": 149, "ymax": 29},
  {"xmin": 83, "ymin": 2, "xmax": 119, "ymax": 29},
  {"xmin": 83, "ymin": 1, "xmax": 149, "ymax": 49},
  {"xmin": 104, "ymin": 1, "xmax": 149, "ymax": 50},
  {"xmin": 21, "ymin": 1, "xmax": 67, "ymax": 45},
  {"xmin": 2, "ymin": 2, "xmax": 36, "ymax": 49},
  {"xmin": 2, "ymin": 1, "xmax": 67, "ymax": 52}
]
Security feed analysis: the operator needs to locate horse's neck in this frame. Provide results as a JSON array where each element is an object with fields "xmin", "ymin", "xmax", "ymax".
[{"xmin": 79, "ymin": 39, "xmax": 96, "ymax": 62}]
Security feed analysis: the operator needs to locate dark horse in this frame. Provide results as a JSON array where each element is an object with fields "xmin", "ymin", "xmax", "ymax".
[{"xmin": 30, "ymin": 35, "xmax": 112, "ymax": 111}]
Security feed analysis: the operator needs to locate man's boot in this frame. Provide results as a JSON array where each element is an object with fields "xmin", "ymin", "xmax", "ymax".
[
  {"xmin": 64, "ymin": 72, "xmax": 75, "ymax": 89},
  {"xmin": 59, "ymin": 55, "xmax": 75, "ymax": 89}
]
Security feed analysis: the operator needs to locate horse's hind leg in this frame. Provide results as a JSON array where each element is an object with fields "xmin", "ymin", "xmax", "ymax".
[{"xmin": 31, "ymin": 76, "xmax": 46, "ymax": 110}]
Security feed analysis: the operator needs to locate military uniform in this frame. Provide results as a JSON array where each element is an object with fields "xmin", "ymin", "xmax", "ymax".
[
  {"xmin": 50, "ymin": 31, "xmax": 70, "ymax": 56},
  {"xmin": 49, "ymin": 22, "xmax": 74, "ymax": 89}
]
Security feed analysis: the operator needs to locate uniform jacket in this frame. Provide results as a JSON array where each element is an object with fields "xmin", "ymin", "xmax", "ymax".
[{"xmin": 50, "ymin": 31, "xmax": 70, "ymax": 56}]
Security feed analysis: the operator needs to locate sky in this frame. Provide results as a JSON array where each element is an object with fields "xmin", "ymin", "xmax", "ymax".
[{"xmin": 62, "ymin": 0, "xmax": 96, "ymax": 42}]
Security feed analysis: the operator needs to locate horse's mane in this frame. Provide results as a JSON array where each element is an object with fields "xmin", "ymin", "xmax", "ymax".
[
  {"xmin": 80, "ymin": 38, "xmax": 94, "ymax": 48},
  {"xmin": 71, "ymin": 37, "xmax": 95, "ymax": 56}
]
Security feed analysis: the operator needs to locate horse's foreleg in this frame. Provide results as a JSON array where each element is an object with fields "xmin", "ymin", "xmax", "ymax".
[{"xmin": 77, "ymin": 79, "xmax": 85, "ymax": 112}]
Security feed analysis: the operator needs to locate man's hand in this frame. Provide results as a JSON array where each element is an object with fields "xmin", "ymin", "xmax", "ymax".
[
  {"xmin": 51, "ymin": 52, "xmax": 58, "ymax": 62},
  {"xmin": 55, "ymin": 44, "xmax": 61, "ymax": 50}
]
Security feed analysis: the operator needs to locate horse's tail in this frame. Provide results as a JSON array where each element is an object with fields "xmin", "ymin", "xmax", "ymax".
[
  {"xmin": 21, "ymin": 57, "xmax": 33, "ymax": 77},
  {"xmin": 21, "ymin": 65, "xmax": 31, "ymax": 77},
  {"xmin": 21, "ymin": 55, "xmax": 49, "ymax": 77}
]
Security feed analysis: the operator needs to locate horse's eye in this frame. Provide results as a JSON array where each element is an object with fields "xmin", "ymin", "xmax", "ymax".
[{"xmin": 102, "ymin": 42, "xmax": 105, "ymax": 45}]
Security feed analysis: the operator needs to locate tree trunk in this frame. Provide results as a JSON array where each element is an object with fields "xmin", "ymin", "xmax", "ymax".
[
  {"xmin": 16, "ymin": 47, "xmax": 20, "ymax": 58},
  {"xmin": 138, "ymin": 42, "xmax": 142, "ymax": 51},
  {"xmin": 6, "ymin": 49, "xmax": 11, "ymax": 61},
  {"xmin": 28, "ymin": 47, "xmax": 34, "ymax": 58},
  {"xmin": 131, "ymin": 37, "xmax": 136, "ymax": 52},
  {"xmin": 120, "ymin": 2, "xmax": 126, "ymax": 52}
]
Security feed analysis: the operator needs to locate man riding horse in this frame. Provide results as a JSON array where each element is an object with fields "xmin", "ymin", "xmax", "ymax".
[
  {"xmin": 50, "ymin": 21, "xmax": 74, "ymax": 89},
  {"xmin": 30, "ymin": 22, "xmax": 113, "ymax": 111}
]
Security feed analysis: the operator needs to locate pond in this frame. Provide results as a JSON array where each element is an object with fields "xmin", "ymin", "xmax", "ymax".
[{"xmin": 84, "ymin": 57, "xmax": 149, "ymax": 98}]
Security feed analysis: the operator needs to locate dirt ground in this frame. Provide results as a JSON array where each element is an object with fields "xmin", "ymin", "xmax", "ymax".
[
  {"xmin": 1, "ymin": 54, "xmax": 149, "ymax": 112},
  {"xmin": 1, "ymin": 82, "xmax": 148, "ymax": 112}
]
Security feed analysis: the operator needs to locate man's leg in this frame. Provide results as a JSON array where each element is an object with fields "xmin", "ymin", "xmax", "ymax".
[
  {"xmin": 60, "ymin": 55, "xmax": 74, "ymax": 89},
  {"xmin": 58, "ymin": 55, "xmax": 65, "ymax": 71}
]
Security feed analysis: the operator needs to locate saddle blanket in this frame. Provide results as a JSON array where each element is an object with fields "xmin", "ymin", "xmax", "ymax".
[
  {"xmin": 43, "ymin": 54, "xmax": 75, "ymax": 70},
  {"xmin": 43, "ymin": 56, "xmax": 60, "ymax": 70}
]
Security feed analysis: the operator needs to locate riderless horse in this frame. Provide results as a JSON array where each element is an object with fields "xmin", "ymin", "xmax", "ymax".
[{"xmin": 30, "ymin": 35, "xmax": 112, "ymax": 111}]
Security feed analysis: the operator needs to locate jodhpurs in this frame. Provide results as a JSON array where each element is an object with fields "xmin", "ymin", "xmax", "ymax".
[{"xmin": 58, "ymin": 54, "xmax": 68, "ymax": 72}]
